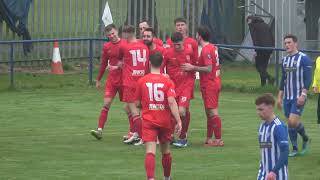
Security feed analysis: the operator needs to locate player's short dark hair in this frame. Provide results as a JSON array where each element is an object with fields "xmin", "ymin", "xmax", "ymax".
[
  {"xmin": 139, "ymin": 19, "xmax": 151, "ymax": 27},
  {"xmin": 284, "ymin": 34, "xmax": 298, "ymax": 42},
  {"xmin": 143, "ymin": 27, "xmax": 155, "ymax": 35},
  {"xmin": 255, "ymin": 93, "xmax": 275, "ymax": 106},
  {"xmin": 122, "ymin": 25, "xmax": 135, "ymax": 34},
  {"xmin": 197, "ymin": 26, "xmax": 210, "ymax": 41},
  {"xmin": 174, "ymin": 17, "xmax": 187, "ymax": 24},
  {"xmin": 171, "ymin": 32, "xmax": 183, "ymax": 43},
  {"xmin": 149, "ymin": 52, "xmax": 163, "ymax": 68},
  {"xmin": 105, "ymin": 24, "xmax": 117, "ymax": 32}
]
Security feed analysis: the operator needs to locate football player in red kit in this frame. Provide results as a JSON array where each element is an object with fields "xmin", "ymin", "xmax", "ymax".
[
  {"xmin": 133, "ymin": 52, "xmax": 182, "ymax": 180},
  {"xmin": 90, "ymin": 24, "xmax": 126, "ymax": 140},
  {"xmin": 120, "ymin": 25, "xmax": 150, "ymax": 145},
  {"xmin": 181, "ymin": 26, "xmax": 224, "ymax": 147},
  {"xmin": 163, "ymin": 32, "xmax": 197, "ymax": 148}
]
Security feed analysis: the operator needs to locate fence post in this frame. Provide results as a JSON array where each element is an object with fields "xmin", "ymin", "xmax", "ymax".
[
  {"xmin": 275, "ymin": 50, "xmax": 280, "ymax": 87},
  {"xmin": 9, "ymin": 43, "xmax": 14, "ymax": 88},
  {"xmin": 88, "ymin": 39, "xmax": 94, "ymax": 85}
]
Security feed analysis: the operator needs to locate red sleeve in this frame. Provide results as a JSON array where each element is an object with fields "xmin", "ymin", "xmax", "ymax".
[
  {"xmin": 161, "ymin": 50, "xmax": 169, "ymax": 74},
  {"xmin": 118, "ymin": 43, "xmax": 125, "ymax": 60},
  {"xmin": 96, "ymin": 44, "xmax": 109, "ymax": 81},
  {"xmin": 166, "ymin": 80, "xmax": 176, "ymax": 97},
  {"xmin": 192, "ymin": 40, "xmax": 198, "ymax": 65},
  {"xmin": 145, "ymin": 48, "xmax": 150, "ymax": 74},
  {"xmin": 154, "ymin": 38, "xmax": 163, "ymax": 47}
]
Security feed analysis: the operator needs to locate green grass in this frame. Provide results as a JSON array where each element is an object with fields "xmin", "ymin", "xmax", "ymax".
[{"xmin": 0, "ymin": 65, "xmax": 319, "ymax": 179}]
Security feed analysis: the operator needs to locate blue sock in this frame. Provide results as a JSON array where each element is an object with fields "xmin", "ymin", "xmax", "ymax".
[
  {"xmin": 288, "ymin": 127, "xmax": 298, "ymax": 151},
  {"xmin": 296, "ymin": 122, "xmax": 308, "ymax": 142}
]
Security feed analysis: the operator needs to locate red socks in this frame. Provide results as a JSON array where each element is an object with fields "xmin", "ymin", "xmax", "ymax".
[
  {"xmin": 132, "ymin": 115, "xmax": 142, "ymax": 136},
  {"xmin": 145, "ymin": 153, "xmax": 155, "ymax": 179},
  {"xmin": 98, "ymin": 106, "xmax": 109, "ymax": 129},
  {"xmin": 212, "ymin": 115, "xmax": 222, "ymax": 139},
  {"xmin": 162, "ymin": 153, "xmax": 172, "ymax": 178},
  {"xmin": 145, "ymin": 153, "xmax": 172, "ymax": 179},
  {"xmin": 207, "ymin": 116, "xmax": 214, "ymax": 138},
  {"xmin": 179, "ymin": 111, "xmax": 191, "ymax": 139}
]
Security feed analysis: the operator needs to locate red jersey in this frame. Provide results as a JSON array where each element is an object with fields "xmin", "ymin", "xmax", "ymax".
[
  {"xmin": 149, "ymin": 45, "xmax": 166, "ymax": 74},
  {"xmin": 149, "ymin": 44, "xmax": 166, "ymax": 56},
  {"xmin": 119, "ymin": 41, "xmax": 149, "ymax": 87},
  {"xmin": 166, "ymin": 37, "xmax": 198, "ymax": 63},
  {"xmin": 135, "ymin": 73, "xmax": 176, "ymax": 128},
  {"xmin": 162, "ymin": 46, "xmax": 196, "ymax": 94},
  {"xmin": 96, "ymin": 39, "xmax": 125, "ymax": 81},
  {"xmin": 153, "ymin": 37, "xmax": 163, "ymax": 47},
  {"xmin": 198, "ymin": 43, "xmax": 221, "ymax": 89},
  {"xmin": 138, "ymin": 38, "xmax": 163, "ymax": 48}
]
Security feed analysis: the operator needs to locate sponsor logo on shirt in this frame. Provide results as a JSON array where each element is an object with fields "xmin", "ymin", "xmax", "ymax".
[
  {"xmin": 132, "ymin": 70, "xmax": 145, "ymax": 76},
  {"xmin": 149, "ymin": 104, "xmax": 165, "ymax": 110}
]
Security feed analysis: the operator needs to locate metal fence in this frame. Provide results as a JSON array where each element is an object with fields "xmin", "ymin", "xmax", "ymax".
[
  {"xmin": 2, "ymin": 37, "xmax": 320, "ymax": 87},
  {"xmin": 0, "ymin": 0, "xmax": 205, "ymax": 64},
  {"xmin": 244, "ymin": 0, "xmax": 320, "ymax": 60}
]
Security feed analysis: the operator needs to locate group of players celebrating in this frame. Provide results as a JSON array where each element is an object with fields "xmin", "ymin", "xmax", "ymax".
[{"xmin": 90, "ymin": 17, "xmax": 223, "ymax": 180}]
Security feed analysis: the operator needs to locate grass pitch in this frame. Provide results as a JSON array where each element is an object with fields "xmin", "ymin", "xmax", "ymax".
[{"xmin": 0, "ymin": 65, "xmax": 319, "ymax": 180}]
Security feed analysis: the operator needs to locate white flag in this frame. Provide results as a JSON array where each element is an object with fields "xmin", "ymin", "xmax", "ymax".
[{"xmin": 102, "ymin": 1, "xmax": 113, "ymax": 27}]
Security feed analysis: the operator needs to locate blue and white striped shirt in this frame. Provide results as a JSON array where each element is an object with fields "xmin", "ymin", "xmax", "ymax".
[
  {"xmin": 257, "ymin": 117, "xmax": 288, "ymax": 180},
  {"xmin": 280, "ymin": 52, "xmax": 312, "ymax": 100}
]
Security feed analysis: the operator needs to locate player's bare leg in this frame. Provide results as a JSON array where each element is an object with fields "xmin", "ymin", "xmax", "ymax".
[
  {"xmin": 204, "ymin": 108, "xmax": 223, "ymax": 147},
  {"xmin": 160, "ymin": 142, "xmax": 172, "ymax": 180},
  {"xmin": 91, "ymin": 97, "xmax": 114, "ymax": 140}
]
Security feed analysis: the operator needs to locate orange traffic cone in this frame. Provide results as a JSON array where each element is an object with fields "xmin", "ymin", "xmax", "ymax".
[{"xmin": 51, "ymin": 41, "xmax": 64, "ymax": 74}]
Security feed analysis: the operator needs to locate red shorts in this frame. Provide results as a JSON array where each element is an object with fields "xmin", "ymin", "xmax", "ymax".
[
  {"xmin": 104, "ymin": 78, "xmax": 123, "ymax": 101},
  {"xmin": 201, "ymin": 86, "xmax": 220, "ymax": 109},
  {"xmin": 122, "ymin": 86, "xmax": 137, "ymax": 103},
  {"xmin": 176, "ymin": 84, "xmax": 193, "ymax": 107},
  {"xmin": 142, "ymin": 120, "xmax": 172, "ymax": 143}
]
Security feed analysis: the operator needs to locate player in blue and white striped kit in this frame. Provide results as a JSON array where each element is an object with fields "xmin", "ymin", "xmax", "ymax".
[
  {"xmin": 256, "ymin": 94, "xmax": 289, "ymax": 180},
  {"xmin": 276, "ymin": 34, "xmax": 312, "ymax": 157}
]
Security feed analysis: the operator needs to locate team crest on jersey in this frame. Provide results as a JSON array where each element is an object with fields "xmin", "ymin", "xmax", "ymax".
[
  {"xmin": 207, "ymin": 54, "xmax": 212, "ymax": 59},
  {"xmin": 186, "ymin": 55, "xmax": 190, "ymax": 61}
]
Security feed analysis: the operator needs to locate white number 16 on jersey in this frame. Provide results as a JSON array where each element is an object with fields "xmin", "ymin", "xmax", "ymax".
[
  {"xmin": 146, "ymin": 83, "xmax": 164, "ymax": 102},
  {"xmin": 129, "ymin": 49, "xmax": 147, "ymax": 66}
]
